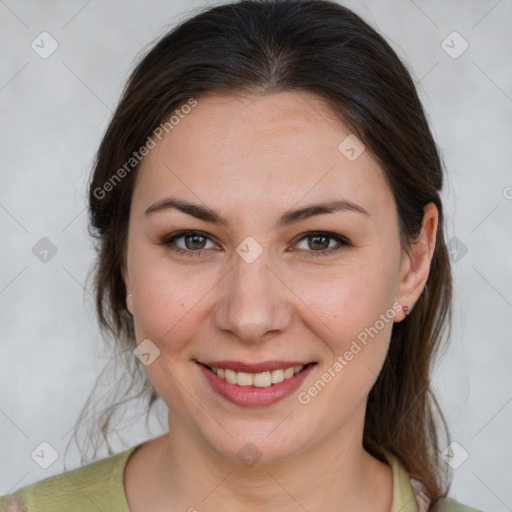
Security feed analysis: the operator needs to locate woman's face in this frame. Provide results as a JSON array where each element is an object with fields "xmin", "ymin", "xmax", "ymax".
[{"xmin": 123, "ymin": 91, "xmax": 424, "ymax": 464}]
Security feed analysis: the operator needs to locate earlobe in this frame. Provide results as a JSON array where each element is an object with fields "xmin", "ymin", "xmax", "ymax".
[
  {"xmin": 395, "ymin": 202, "xmax": 438, "ymax": 322},
  {"xmin": 122, "ymin": 266, "xmax": 134, "ymax": 315},
  {"xmin": 126, "ymin": 293, "xmax": 134, "ymax": 315}
]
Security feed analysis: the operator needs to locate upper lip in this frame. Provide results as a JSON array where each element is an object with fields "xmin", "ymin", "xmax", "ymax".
[{"xmin": 198, "ymin": 360, "xmax": 314, "ymax": 373}]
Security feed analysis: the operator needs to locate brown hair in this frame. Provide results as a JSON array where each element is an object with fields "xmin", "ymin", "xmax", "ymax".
[{"xmin": 79, "ymin": 0, "xmax": 452, "ymax": 505}]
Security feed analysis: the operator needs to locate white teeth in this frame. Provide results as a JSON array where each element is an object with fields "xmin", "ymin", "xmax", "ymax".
[
  {"xmin": 253, "ymin": 371, "xmax": 271, "ymax": 387},
  {"xmin": 210, "ymin": 365, "xmax": 304, "ymax": 388},
  {"xmin": 270, "ymin": 369, "xmax": 285, "ymax": 384},
  {"xmin": 283, "ymin": 367, "xmax": 294, "ymax": 379},
  {"xmin": 224, "ymin": 369, "xmax": 237, "ymax": 384},
  {"xmin": 237, "ymin": 372, "xmax": 253, "ymax": 386}
]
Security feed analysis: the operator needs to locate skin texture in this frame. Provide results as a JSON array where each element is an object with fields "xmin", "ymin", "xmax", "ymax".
[{"xmin": 121, "ymin": 91, "xmax": 438, "ymax": 511}]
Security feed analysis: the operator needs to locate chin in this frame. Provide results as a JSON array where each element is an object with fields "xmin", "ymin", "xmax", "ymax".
[{"xmin": 195, "ymin": 416, "xmax": 317, "ymax": 468}]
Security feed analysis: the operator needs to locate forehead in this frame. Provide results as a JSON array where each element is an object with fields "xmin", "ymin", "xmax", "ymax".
[{"xmin": 133, "ymin": 90, "xmax": 393, "ymax": 219}]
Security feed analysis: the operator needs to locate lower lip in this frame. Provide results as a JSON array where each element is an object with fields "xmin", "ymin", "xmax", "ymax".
[{"xmin": 199, "ymin": 363, "xmax": 315, "ymax": 407}]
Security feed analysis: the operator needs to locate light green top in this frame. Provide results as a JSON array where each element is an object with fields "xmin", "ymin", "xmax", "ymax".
[{"xmin": 0, "ymin": 445, "xmax": 483, "ymax": 511}]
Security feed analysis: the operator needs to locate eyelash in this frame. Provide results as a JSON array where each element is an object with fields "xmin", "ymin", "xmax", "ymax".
[{"xmin": 160, "ymin": 230, "xmax": 351, "ymax": 258}]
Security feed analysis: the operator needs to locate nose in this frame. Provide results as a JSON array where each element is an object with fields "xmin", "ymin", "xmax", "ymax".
[{"xmin": 212, "ymin": 250, "xmax": 293, "ymax": 344}]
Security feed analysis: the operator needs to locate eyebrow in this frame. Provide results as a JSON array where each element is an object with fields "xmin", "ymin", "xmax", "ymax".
[{"xmin": 144, "ymin": 196, "xmax": 369, "ymax": 228}]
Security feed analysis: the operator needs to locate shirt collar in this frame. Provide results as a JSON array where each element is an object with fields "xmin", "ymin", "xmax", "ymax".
[{"xmin": 384, "ymin": 452, "xmax": 431, "ymax": 512}]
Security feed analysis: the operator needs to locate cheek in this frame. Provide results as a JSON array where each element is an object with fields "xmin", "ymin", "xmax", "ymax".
[
  {"xmin": 129, "ymin": 253, "xmax": 222, "ymax": 350},
  {"xmin": 293, "ymin": 251, "xmax": 400, "ymax": 400},
  {"xmin": 295, "ymin": 257, "xmax": 399, "ymax": 341},
  {"xmin": 296, "ymin": 271, "xmax": 397, "ymax": 416},
  {"xmin": 128, "ymin": 259, "xmax": 215, "ymax": 407}
]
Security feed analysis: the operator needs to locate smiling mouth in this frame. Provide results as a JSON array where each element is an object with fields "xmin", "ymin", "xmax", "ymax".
[{"xmin": 201, "ymin": 363, "xmax": 314, "ymax": 388}]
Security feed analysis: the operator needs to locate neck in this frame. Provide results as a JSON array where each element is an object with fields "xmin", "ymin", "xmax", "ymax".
[{"xmin": 139, "ymin": 410, "xmax": 393, "ymax": 512}]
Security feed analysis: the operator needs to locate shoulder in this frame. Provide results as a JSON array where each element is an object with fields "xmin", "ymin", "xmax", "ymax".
[
  {"xmin": 384, "ymin": 452, "xmax": 484, "ymax": 512},
  {"xmin": 433, "ymin": 497, "xmax": 485, "ymax": 512},
  {"xmin": 0, "ymin": 445, "xmax": 139, "ymax": 512}
]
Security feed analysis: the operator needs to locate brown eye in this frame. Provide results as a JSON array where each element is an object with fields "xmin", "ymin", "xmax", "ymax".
[
  {"xmin": 183, "ymin": 233, "xmax": 208, "ymax": 250},
  {"xmin": 307, "ymin": 235, "xmax": 331, "ymax": 251},
  {"xmin": 295, "ymin": 231, "xmax": 351, "ymax": 257},
  {"xmin": 161, "ymin": 230, "xmax": 218, "ymax": 258}
]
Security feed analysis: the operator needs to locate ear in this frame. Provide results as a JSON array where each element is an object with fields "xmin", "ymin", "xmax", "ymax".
[
  {"xmin": 122, "ymin": 265, "xmax": 134, "ymax": 314},
  {"xmin": 395, "ymin": 202, "xmax": 438, "ymax": 321}
]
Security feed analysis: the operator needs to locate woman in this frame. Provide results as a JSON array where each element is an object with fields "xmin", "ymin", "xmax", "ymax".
[{"xmin": 1, "ymin": 0, "xmax": 483, "ymax": 510}]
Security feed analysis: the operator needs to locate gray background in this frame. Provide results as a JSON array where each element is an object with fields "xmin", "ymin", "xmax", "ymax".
[{"xmin": 1, "ymin": 1, "xmax": 511, "ymax": 510}]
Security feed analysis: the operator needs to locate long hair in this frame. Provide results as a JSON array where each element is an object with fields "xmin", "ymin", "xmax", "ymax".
[{"xmin": 79, "ymin": 0, "xmax": 452, "ymax": 505}]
